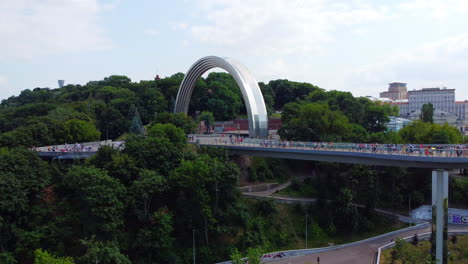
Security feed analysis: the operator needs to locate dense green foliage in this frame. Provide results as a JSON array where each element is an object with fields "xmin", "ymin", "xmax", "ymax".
[
  {"xmin": 34, "ymin": 249, "xmax": 74, "ymax": 264},
  {"xmin": 0, "ymin": 124, "xmax": 249, "ymax": 263},
  {"xmin": 1, "ymin": 73, "xmax": 467, "ymax": 264},
  {"xmin": 279, "ymin": 89, "xmax": 400, "ymax": 142},
  {"xmin": 0, "ymin": 73, "xmax": 328, "ymax": 148},
  {"xmin": 399, "ymin": 120, "xmax": 462, "ymax": 144}
]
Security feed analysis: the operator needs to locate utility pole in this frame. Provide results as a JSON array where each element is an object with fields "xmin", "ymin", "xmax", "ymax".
[
  {"xmin": 408, "ymin": 194, "xmax": 411, "ymax": 226},
  {"xmin": 305, "ymin": 214, "xmax": 309, "ymax": 248},
  {"xmin": 193, "ymin": 229, "xmax": 196, "ymax": 264}
]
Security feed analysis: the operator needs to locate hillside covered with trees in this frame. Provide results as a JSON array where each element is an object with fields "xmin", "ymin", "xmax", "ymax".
[{"xmin": 1, "ymin": 74, "xmax": 467, "ymax": 263}]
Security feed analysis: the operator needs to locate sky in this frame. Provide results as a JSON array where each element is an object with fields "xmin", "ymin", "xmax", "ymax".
[{"xmin": 1, "ymin": 0, "xmax": 468, "ymax": 101}]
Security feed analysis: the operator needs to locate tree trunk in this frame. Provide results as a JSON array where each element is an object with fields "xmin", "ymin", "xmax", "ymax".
[
  {"xmin": 214, "ymin": 181, "xmax": 219, "ymax": 215},
  {"xmin": 205, "ymin": 217, "xmax": 209, "ymax": 246}
]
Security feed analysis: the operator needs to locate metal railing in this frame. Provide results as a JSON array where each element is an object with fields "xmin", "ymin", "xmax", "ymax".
[{"xmin": 189, "ymin": 135, "xmax": 468, "ymax": 158}]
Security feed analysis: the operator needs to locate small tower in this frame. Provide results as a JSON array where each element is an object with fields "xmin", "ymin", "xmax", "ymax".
[{"xmin": 58, "ymin": 80, "xmax": 65, "ymax": 88}]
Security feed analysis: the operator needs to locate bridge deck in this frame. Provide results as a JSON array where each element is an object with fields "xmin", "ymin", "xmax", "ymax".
[{"xmin": 194, "ymin": 138, "xmax": 468, "ymax": 169}]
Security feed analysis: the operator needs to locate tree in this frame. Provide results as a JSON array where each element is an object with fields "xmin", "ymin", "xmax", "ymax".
[
  {"xmin": 170, "ymin": 154, "xmax": 240, "ymax": 248},
  {"xmin": 420, "ymin": 103, "xmax": 434, "ymax": 123},
  {"xmin": 87, "ymin": 146, "xmax": 139, "ymax": 184},
  {"xmin": 63, "ymin": 166, "xmax": 126, "ymax": 237},
  {"xmin": 279, "ymin": 102, "xmax": 352, "ymax": 142},
  {"xmin": 131, "ymin": 169, "xmax": 168, "ymax": 222},
  {"xmin": 399, "ymin": 120, "xmax": 462, "ymax": 144},
  {"xmin": 136, "ymin": 86, "xmax": 167, "ymax": 124},
  {"xmin": 269, "ymin": 79, "xmax": 319, "ymax": 110},
  {"xmin": 128, "ymin": 105, "xmax": 145, "ymax": 135},
  {"xmin": 147, "ymin": 123, "xmax": 186, "ymax": 146},
  {"xmin": 78, "ymin": 237, "xmax": 131, "ymax": 264},
  {"xmin": 154, "ymin": 112, "xmax": 196, "ymax": 135},
  {"xmin": 60, "ymin": 119, "xmax": 100, "ymax": 143},
  {"xmin": 0, "ymin": 148, "xmax": 51, "ymax": 258},
  {"xmin": 96, "ymin": 106, "xmax": 127, "ymax": 140},
  {"xmin": 230, "ymin": 248, "xmax": 243, "ymax": 264},
  {"xmin": 333, "ymin": 188, "xmax": 359, "ymax": 232},
  {"xmin": 199, "ymin": 111, "xmax": 215, "ymax": 134},
  {"xmin": 246, "ymin": 247, "xmax": 262, "ymax": 264},
  {"xmin": 34, "ymin": 249, "xmax": 74, "ymax": 264},
  {"xmin": 133, "ymin": 208, "xmax": 175, "ymax": 263},
  {"xmin": 123, "ymin": 132, "xmax": 186, "ymax": 176}
]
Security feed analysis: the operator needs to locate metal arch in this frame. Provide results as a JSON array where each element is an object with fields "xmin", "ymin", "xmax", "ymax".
[{"xmin": 174, "ymin": 56, "xmax": 268, "ymax": 138}]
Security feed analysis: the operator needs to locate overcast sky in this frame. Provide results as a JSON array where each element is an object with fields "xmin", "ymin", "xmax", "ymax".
[{"xmin": 1, "ymin": 0, "xmax": 468, "ymax": 101}]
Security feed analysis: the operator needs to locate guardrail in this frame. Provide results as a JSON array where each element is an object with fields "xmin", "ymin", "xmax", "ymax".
[{"xmin": 190, "ymin": 135, "xmax": 468, "ymax": 158}]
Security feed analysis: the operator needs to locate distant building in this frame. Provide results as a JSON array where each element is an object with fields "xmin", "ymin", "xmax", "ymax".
[
  {"xmin": 58, "ymin": 80, "xmax": 65, "ymax": 88},
  {"xmin": 403, "ymin": 109, "xmax": 459, "ymax": 126},
  {"xmin": 406, "ymin": 87, "xmax": 455, "ymax": 114},
  {"xmin": 455, "ymin": 101, "xmax": 468, "ymax": 122},
  {"xmin": 387, "ymin": 116, "xmax": 412, "ymax": 132},
  {"xmin": 380, "ymin": 82, "xmax": 408, "ymax": 100},
  {"xmin": 379, "ymin": 83, "xmax": 467, "ymax": 134}
]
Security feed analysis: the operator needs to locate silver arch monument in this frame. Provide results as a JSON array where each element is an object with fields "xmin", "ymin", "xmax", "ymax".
[{"xmin": 174, "ymin": 56, "xmax": 268, "ymax": 138}]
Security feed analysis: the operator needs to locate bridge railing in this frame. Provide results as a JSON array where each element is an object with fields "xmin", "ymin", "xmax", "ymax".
[{"xmin": 188, "ymin": 135, "xmax": 468, "ymax": 158}]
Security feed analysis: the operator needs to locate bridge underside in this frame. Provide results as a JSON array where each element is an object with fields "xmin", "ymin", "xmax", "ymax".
[{"xmin": 218, "ymin": 146, "xmax": 468, "ymax": 169}]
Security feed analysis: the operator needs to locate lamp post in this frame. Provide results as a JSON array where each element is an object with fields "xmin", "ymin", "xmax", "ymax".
[
  {"xmin": 408, "ymin": 194, "xmax": 411, "ymax": 226},
  {"xmin": 305, "ymin": 214, "xmax": 309, "ymax": 248},
  {"xmin": 193, "ymin": 229, "xmax": 196, "ymax": 264}
]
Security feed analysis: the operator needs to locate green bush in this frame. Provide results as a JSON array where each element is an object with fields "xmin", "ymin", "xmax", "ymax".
[{"xmin": 34, "ymin": 249, "xmax": 74, "ymax": 264}]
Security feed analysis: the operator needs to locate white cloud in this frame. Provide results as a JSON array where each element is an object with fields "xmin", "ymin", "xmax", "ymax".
[
  {"xmin": 0, "ymin": 0, "xmax": 111, "ymax": 61},
  {"xmin": 399, "ymin": 0, "xmax": 468, "ymax": 19},
  {"xmin": 345, "ymin": 33, "xmax": 468, "ymax": 100},
  {"xmin": 180, "ymin": 0, "xmax": 388, "ymax": 55}
]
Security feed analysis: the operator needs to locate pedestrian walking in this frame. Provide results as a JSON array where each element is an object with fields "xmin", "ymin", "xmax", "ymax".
[{"xmin": 317, "ymin": 256, "xmax": 320, "ymax": 263}]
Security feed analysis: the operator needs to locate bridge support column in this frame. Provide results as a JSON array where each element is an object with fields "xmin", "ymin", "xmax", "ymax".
[{"xmin": 432, "ymin": 170, "xmax": 448, "ymax": 264}]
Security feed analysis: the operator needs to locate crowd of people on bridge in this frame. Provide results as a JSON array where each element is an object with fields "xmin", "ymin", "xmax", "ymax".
[
  {"xmin": 191, "ymin": 135, "xmax": 468, "ymax": 158},
  {"xmin": 33, "ymin": 141, "xmax": 125, "ymax": 153}
]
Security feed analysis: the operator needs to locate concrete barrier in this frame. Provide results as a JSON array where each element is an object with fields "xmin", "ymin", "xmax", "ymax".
[{"xmin": 239, "ymin": 183, "xmax": 280, "ymax": 193}]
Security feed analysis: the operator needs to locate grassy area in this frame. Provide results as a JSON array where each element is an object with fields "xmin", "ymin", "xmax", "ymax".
[
  {"xmin": 270, "ymin": 113, "xmax": 282, "ymax": 118},
  {"xmin": 244, "ymin": 199, "xmax": 409, "ymax": 252},
  {"xmin": 275, "ymin": 178, "xmax": 317, "ymax": 197},
  {"xmin": 381, "ymin": 235, "xmax": 468, "ymax": 263}
]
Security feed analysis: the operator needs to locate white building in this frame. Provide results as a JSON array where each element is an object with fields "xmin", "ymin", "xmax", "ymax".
[
  {"xmin": 406, "ymin": 87, "xmax": 455, "ymax": 114},
  {"xmin": 380, "ymin": 85, "xmax": 468, "ymax": 135}
]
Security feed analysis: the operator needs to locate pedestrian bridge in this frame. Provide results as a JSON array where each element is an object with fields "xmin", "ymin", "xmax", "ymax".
[
  {"xmin": 34, "ymin": 137, "xmax": 468, "ymax": 169},
  {"xmin": 192, "ymin": 136, "xmax": 468, "ymax": 169}
]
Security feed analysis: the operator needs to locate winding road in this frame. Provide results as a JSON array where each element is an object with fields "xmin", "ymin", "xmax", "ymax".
[{"xmin": 241, "ymin": 182, "xmax": 468, "ymax": 264}]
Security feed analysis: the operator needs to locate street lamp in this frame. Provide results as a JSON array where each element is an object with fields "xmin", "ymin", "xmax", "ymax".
[
  {"xmin": 408, "ymin": 194, "xmax": 411, "ymax": 226},
  {"xmin": 305, "ymin": 214, "xmax": 309, "ymax": 248},
  {"xmin": 193, "ymin": 229, "xmax": 196, "ymax": 264}
]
